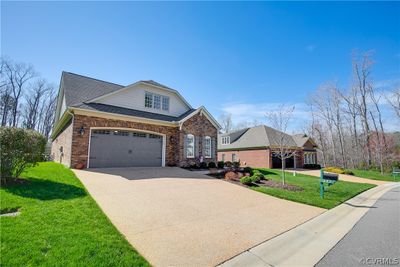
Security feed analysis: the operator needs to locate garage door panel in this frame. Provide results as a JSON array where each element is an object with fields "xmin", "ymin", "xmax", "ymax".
[{"xmin": 89, "ymin": 130, "xmax": 163, "ymax": 168}]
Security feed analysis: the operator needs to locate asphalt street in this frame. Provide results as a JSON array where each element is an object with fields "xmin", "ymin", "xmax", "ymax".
[{"xmin": 316, "ymin": 186, "xmax": 400, "ymax": 267}]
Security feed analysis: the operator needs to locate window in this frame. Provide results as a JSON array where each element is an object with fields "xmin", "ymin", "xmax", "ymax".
[
  {"xmin": 132, "ymin": 132, "xmax": 147, "ymax": 138},
  {"xmin": 145, "ymin": 92, "xmax": 153, "ymax": 108},
  {"xmin": 204, "ymin": 136, "xmax": 211, "ymax": 158},
  {"xmin": 221, "ymin": 136, "xmax": 230, "ymax": 145},
  {"xmin": 222, "ymin": 154, "xmax": 225, "ymax": 162},
  {"xmin": 162, "ymin": 96, "xmax": 169, "ymax": 111},
  {"xmin": 154, "ymin": 94, "xmax": 161, "ymax": 109},
  {"xmin": 186, "ymin": 134, "xmax": 194, "ymax": 158},
  {"xmin": 113, "ymin": 131, "xmax": 129, "ymax": 136},
  {"xmin": 93, "ymin": 130, "xmax": 110, "ymax": 135},
  {"xmin": 145, "ymin": 91, "xmax": 169, "ymax": 112},
  {"xmin": 232, "ymin": 154, "xmax": 237, "ymax": 162},
  {"xmin": 149, "ymin": 134, "xmax": 162, "ymax": 139}
]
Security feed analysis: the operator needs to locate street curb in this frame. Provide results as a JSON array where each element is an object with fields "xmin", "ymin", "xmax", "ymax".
[{"xmin": 218, "ymin": 182, "xmax": 400, "ymax": 267}]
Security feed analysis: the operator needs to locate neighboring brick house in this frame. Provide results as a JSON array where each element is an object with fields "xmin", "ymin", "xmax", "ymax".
[
  {"xmin": 51, "ymin": 72, "xmax": 220, "ymax": 168},
  {"xmin": 217, "ymin": 125, "xmax": 317, "ymax": 168}
]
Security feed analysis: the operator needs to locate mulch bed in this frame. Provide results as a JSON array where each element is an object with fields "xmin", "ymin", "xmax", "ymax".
[
  {"xmin": 208, "ymin": 173, "xmax": 303, "ymax": 191},
  {"xmin": 0, "ymin": 177, "xmax": 29, "ymax": 187}
]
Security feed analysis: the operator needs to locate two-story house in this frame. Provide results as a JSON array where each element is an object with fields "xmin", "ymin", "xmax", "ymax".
[{"xmin": 51, "ymin": 72, "xmax": 220, "ymax": 168}]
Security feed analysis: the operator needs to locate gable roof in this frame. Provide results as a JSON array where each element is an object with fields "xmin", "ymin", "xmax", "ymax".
[
  {"xmin": 53, "ymin": 72, "xmax": 220, "ymax": 136},
  {"xmin": 218, "ymin": 125, "xmax": 300, "ymax": 150},
  {"xmin": 74, "ymin": 103, "xmax": 197, "ymax": 122},
  {"xmin": 61, "ymin": 72, "xmax": 124, "ymax": 107},
  {"xmin": 85, "ymin": 79, "xmax": 193, "ymax": 109}
]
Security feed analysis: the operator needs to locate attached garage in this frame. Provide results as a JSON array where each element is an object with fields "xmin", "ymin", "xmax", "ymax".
[
  {"xmin": 272, "ymin": 155, "xmax": 294, "ymax": 169},
  {"xmin": 88, "ymin": 129, "xmax": 164, "ymax": 168}
]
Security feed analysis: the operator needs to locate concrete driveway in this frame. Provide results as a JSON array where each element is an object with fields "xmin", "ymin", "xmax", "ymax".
[{"xmin": 74, "ymin": 167, "xmax": 324, "ymax": 267}]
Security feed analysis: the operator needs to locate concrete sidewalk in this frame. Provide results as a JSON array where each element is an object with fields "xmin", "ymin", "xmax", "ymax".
[{"xmin": 219, "ymin": 182, "xmax": 400, "ymax": 267}]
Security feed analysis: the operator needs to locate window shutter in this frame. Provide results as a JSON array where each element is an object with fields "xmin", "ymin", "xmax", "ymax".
[
  {"xmin": 211, "ymin": 137, "xmax": 216, "ymax": 159},
  {"xmin": 195, "ymin": 136, "xmax": 200, "ymax": 157},
  {"xmin": 202, "ymin": 136, "xmax": 206, "ymax": 156},
  {"xmin": 183, "ymin": 134, "xmax": 188, "ymax": 159}
]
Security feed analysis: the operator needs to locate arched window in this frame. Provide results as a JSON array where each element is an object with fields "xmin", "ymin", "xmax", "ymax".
[
  {"xmin": 186, "ymin": 134, "xmax": 195, "ymax": 158},
  {"xmin": 204, "ymin": 136, "xmax": 211, "ymax": 158}
]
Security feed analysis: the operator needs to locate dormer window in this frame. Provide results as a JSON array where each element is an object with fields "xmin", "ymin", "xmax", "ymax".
[
  {"xmin": 145, "ymin": 91, "xmax": 169, "ymax": 111},
  {"xmin": 221, "ymin": 136, "xmax": 230, "ymax": 145}
]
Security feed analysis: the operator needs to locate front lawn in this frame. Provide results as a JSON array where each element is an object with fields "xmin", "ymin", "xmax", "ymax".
[
  {"xmin": 251, "ymin": 168, "xmax": 375, "ymax": 209},
  {"xmin": 0, "ymin": 162, "xmax": 150, "ymax": 267},
  {"xmin": 349, "ymin": 169, "xmax": 398, "ymax": 182}
]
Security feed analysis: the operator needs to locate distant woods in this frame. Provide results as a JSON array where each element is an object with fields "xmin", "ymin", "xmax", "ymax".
[
  {"xmin": 0, "ymin": 57, "xmax": 57, "ymax": 139},
  {"xmin": 306, "ymin": 51, "xmax": 400, "ymax": 173}
]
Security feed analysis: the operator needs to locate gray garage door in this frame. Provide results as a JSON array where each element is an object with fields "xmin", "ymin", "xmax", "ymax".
[{"xmin": 89, "ymin": 129, "xmax": 163, "ymax": 168}]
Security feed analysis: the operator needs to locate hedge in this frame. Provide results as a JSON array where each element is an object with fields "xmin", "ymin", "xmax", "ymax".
[{"xmin": 0, "ymin": 127, "xmax": 47, "ymax": 180}]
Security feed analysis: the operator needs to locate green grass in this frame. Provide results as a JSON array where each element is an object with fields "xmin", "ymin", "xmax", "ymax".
[
  {"xmin": 0, "ymin": 162, "xmax": 150, "ymax": 267},
  {"xmin": 251, "ymin": 168, "xmax": 375, "ymax": 209},
  {"xmin": 349, "ymin": 169, "xmax": 399, "ymax": 182}
]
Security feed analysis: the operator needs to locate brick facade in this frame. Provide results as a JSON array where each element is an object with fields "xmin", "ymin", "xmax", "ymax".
[
  {"xmin": 52, "ymin": 112, "xmax": 217, "ymax": 168},
  {"xmin": 179, "ymin": 112, "xmax": 218, "ymax": 167},
  {"xmin": 51, "ymin": 120, "xmax": 73, "ymax": 166},
  {"xmin": 218, "ymin": 148, "xmax": 306, "ymax": 169},
  {"xmin": 218, "ymin": 149, "xmax": 271, "ymax": 168}
]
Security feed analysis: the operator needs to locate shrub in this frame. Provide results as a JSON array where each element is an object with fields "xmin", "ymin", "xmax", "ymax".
[
  {"xmin": 243, "ymin": 166, "xmax": 253, "ymax": 175},
  {"xmin": 253, "ymin": 172, "xmax": 264, "ymax": 180},
  {"xmin": 250, "ymin": 175, "xmax": 261, "ymax": 183},
  {"xmin": 224, "ymin": 161, "xmax": 232, "ymax": 168},
  {"xmin": 240, "ymin": 176, "xmax": 253, "ymax": 185},
  {"xmin": 303, "ymin": 164, "xmax": 321, "ymax": 170},
  {"xmin": 325, "ymin": 167, "xmax": 354, "ymax": 175},
  {"xmin": 344, "ymin": 170, "xmax": 354, "ymax": 175},
  {"xmin": 199, "ymin": 162, "xmax": 208, "ymax": 169},
  {"xmin": 233, "ymin": 161, "xmax": 240, "ymax": 168},
  {"xmin": 208, "ymin": 162, "xmax": 216, "ymax": 168},
  {"xmin": 189, "ymin": 162, "xmax": 198, "ymax": 169},
  {"xmin": 0, "ymin": 127, "xmax": 46, "ymax": 180},
  {"xmin": 217, "ymin": 161, "xmax": 225, "ymax": 169}
]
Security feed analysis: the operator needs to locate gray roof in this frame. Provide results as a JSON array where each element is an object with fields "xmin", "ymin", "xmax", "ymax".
[
  {"xmin": 59, "ymin": 72, "xmax": 196, "ymax": 122},
  {"xmin": 292, "ymin": 134, "xmax": 310, "ymax": 147},
  {"xmin": 62, "ymin": 72, "xmax": 124, "ymax": 106},
  {"xmin": 218, "ymin": 125, "xmax": 299, "ymax": 150},
  {"xmin": 75, "ymin": 103, "xmax": 196, "ymax": 122}
]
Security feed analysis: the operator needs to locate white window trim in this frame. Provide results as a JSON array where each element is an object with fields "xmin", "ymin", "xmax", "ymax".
[
  {"xmin": 186, "ymin": 134, "xmax": 195, "ymax": 158},
  {"xmin": 204, "ymin": 136, "xmax": 211, "ymax": 158},
  {"xmin": 222, "ymin": 136, "xmax": 230, "ymax": 145},
  {"xmin": 145, "ymin": 91, "xmax": 170, "ymax": 112}
]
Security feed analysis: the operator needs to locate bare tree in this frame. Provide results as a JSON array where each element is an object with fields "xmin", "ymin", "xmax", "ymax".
[
  {"xmin": 23, "ymin": 79, "xmax": 50, "ymax": 129},
  {"xmin": 218, "ymin": 113, "xmax": 233, "ymax": 133},
  {"xmin": 2, "ymin": 59, "xmax": 36, "ymax": 126},
  {"xmin": 266, "ymin": 105, "xmax": 297, "ymax": 185},
  {"xmin": 386, "ymin": 87, "xmax": 400, "ymax": 120},
  {"xmin": 353, "ymin": 50, "xmax": 374, "ymax": 168},
  {"xmin": 38, "ymin": 88, "xmax": 57, "ymax": 138}
]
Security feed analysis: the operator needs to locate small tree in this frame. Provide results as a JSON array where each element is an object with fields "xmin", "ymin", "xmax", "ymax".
[
  {"xmin": 266, "ymin": 105, "xmax": 297, "ymax": 185},
  {"xmin": 0, "ymin": 127, "xmax": 46, "ymax": 183}
]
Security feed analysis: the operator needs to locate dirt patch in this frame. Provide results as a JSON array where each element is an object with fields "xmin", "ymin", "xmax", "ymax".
[
  {"xmin": 0, "ymin": 177, "xmax": 29, "ymax": 187},
  {"xmin": 1, "ymin": 207, "xmax": 21, "ymax": 216},
  {"xmin": 257, "ymin": 179, "xmax": 303, "ymax": 191}
]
